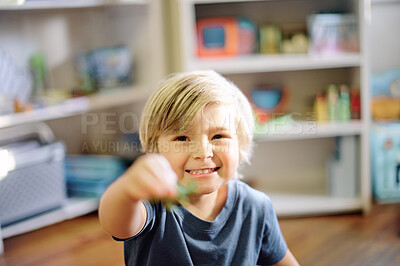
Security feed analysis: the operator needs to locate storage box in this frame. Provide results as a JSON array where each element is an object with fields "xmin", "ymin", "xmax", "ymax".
[
  {"xmin": 0, "ymin": 124, "xmax": 66, "ymax": 226},
  {"xmin": 307, "ymin": 13, "xmax": 359, "ymax": 55},
  {"xmin": 371, "ymin": 123, "xmax": 400, "ymax": 203},
  {"xmin": 65, "ymin": 155, "xmax": 126, "ymax": 198}
]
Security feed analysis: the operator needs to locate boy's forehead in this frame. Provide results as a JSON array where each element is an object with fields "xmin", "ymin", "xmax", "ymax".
[{"xmin": 191, "ymin": 104, "xmax": 236, "ymax": 130}]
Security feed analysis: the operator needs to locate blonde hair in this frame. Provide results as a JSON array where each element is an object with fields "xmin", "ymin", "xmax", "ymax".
[{"xmin": 139, "ymin": 70, "xmax": 254, "ymax": 167}]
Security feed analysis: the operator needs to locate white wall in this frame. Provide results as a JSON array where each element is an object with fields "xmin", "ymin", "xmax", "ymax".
[{"xmin": 370, "ymin": 0, "xmax": 400, "ymax": 72}]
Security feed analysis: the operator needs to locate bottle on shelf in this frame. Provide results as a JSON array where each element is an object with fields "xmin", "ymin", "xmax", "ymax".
[
  {"xmin": 313, "ymin": 92, "xmax": 328, "ymax": 122},
  {"xmin": 327, "ymin": 84, "xmax": 339, "ymax": 121},
  {"xmin": 338, "ymin": 84, "xmax": 351, "ymax": 121}
]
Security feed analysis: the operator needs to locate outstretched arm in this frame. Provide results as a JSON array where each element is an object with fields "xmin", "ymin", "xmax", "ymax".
[{"xmin": 98, "ymin": 154, "xmax": 177, "ymax": 239}]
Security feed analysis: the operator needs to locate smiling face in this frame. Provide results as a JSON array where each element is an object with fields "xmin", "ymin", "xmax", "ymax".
[{"xmin": 157, "ymin": 103, "xmax": 239, "ymax": 195}]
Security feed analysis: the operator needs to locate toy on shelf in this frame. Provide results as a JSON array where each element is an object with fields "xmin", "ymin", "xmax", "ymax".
[
  {"xmin": 196, "ymin": 17, "xmax": 257, "ymax": 57},
  {"xmin": 257, "ymin": 23, "xmax": 309, "ymax": 55},
  {"xmin": 29, "ymin": 52, "xmax": 48, "ymax": 97},
  {"xmin": 259, "ymin": 24, "xmax": 281, "ymax": 54},
  {"xmin": 251, "ymin": 84, "xmax": 290, "ymax": 124},
  {"xmin": 371, "ymin": 69, "xmax": 400, "ymax": 121},
  {"xmin": 371, "ymin": 123, "xmax": 400, "ymax": 203},
  {"xmin": 75, "ymin": 45, "xmax": 133, "ymax": 91},
  {"xmin": 281, "ymin": 23, "xmax": 308, "ymax": 54},
  {"xmin": 350, "ymin": 88, "xmax": 361, "ymax": 120},
  {"xmin": 0, "ymin": 48, "xmax": 32, "ymax": 115},
  {"xmin": 313, "ymin": 84, "xmax": 358, "ymax": 122},
  {"xmin": 307, "ymin": 13, "xmax": 359, "ymax": 55}
]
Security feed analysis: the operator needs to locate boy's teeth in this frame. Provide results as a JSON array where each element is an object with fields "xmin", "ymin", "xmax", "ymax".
[{"xmin": 189, "ymin": 168, "xmax": 216, "ymax": 175}]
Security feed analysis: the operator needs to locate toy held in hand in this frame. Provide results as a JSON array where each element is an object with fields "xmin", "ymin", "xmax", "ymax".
[{"xmin": 152, "ymin": 181, "xmax": 197, "ymax": 211}]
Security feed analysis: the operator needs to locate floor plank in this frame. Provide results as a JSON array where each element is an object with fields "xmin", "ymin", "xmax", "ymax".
[{"xmin": 1, "ymin": 203, "xmax": 399, "ymax": 265}]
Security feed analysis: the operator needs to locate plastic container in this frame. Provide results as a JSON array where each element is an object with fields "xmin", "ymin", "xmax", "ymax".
[
  {"xmin": 371, "ymin": 123, "xmax": 400, "ymax": 203},
  {"xmin": 65, "ymin": 155, "xmax": 126, "ymax": 198},
  {"xmin": 0, "ymin": 123, "xmax": 66, "ymax": 226}
]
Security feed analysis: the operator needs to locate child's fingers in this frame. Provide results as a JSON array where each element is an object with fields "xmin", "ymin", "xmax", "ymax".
[
  {"xmin": 156, "ymin": 156, "xmax": 178, "ymax": 195},
  {"xmin": 142, "ymin": 154, "xmax": 178, "ymax": 196},
  {"xmin": 123, "ymin": 154, "xmax": 178, "ymax": 199}
]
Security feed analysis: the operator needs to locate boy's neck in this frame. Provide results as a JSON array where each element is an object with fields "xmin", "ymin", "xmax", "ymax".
[{"xmin": 180, "ymin": 183, "xmax": 228, "ymax": 222}]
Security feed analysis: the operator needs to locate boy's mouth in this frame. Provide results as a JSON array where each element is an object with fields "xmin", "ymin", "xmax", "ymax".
[{"xmin": 185, "ymin": 167, "xmax": 220, "ymax": 175}]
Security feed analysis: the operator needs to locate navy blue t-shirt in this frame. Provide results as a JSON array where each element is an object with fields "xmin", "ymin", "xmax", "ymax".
[{"xmin": 115, "ymin": 180, "xmax": 287, "ymax": 265}]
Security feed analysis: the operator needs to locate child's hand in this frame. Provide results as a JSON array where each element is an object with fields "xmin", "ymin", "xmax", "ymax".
[{"xmin": 120, "ymin": 154, "xmax": 178, "ymax": 201}]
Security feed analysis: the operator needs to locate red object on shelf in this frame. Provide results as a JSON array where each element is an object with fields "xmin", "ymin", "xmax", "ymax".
[{"xmin": 350, "ymin": 88, "xmax": 361, "ymax": 120}]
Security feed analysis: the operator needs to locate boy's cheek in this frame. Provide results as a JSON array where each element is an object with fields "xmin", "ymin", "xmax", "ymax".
[{"xmin": 158, "ymin": 141, "xmax": 171, "ymax": 154}]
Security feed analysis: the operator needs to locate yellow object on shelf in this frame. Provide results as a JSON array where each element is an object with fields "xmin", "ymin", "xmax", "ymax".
[
  {"xmin": 314, "ymin": 93, "xmax": 328, "ymax": 122},
  {"xmin": 372, "ymin": 97, "xmax": 400, "ymax": 121}
]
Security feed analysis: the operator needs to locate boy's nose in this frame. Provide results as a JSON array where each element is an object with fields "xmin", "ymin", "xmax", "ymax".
[{"xmin": 192, "ymin": 141, "xmax": 213, "ymax": 160}]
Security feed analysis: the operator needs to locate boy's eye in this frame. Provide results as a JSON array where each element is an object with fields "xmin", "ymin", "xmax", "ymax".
[
  {"xmin": 174, "ymin": 136, "xmax": 188, "ymax": 141},
  {"xmin": 212, "ymin": 134, "xmax": 224, "ymax": 140}
]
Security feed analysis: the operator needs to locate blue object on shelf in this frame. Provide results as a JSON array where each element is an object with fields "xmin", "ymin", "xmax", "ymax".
[
  {"xmin": 371, "ymin": 123, "xmax": 400, "ymax": 203},
  {"xmin": 371, "ymin": 69, "xmax": 400, "ymax": 97},
  {"xmin": 65, "ymin": 155, "xmax": 126, "ymax": 198},
  {"xmin": 251, "ymin": 86, "xmax": 282, "ymax": 110}
]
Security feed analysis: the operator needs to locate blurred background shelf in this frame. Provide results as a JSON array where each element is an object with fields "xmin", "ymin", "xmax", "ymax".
[
  {"xmin": 1, "ymin": 197, "xmax": 99, "ymax": 239},
  {"xmin": 168, "ymin": 0, "xmax": 371, "ymax": 216},
  {"xmin": 0, "ymin": 0, "xmax": 148, "ymax": 10},
  {"xmin": 0, "ymin": 86, "xmax": 149, "ymax": 129},
  {"xmin": 255, "ymin": 120, "xmax": 364, "ymax": 142},
  {"xmin": 268, "ymin": 192, "xmax": 362, "ymax": 217},
  {"xmin": 187, "ymin": 53, "xmax": 362, "ymax": 74}
]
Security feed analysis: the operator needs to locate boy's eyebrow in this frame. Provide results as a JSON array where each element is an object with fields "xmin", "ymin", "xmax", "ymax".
[{"xmin": 209, "ymin": 126, "xmax": 231, "ymax": 132}]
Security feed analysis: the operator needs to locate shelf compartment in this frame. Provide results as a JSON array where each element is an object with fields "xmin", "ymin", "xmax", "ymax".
[
  {"xmin": 0, "ymin": 0, "xmax": 148, "ymax": 10},
  {"xmin": 0, "ymin": 85, "xmax": 149, "ymax": 129},
  {"xmin": 268, "ymin": 192, "xmax": 362, "ymax": 217},
  {"xmin": 1, "ymin": 197, "xmax": 98, "ymax": 239},
  {"xmin": 254, "ymin": 120, "xmax": 364, "ymax": 142},
  {"xmin": 185, "ymin": 53, "xmax": 362, "ymax": 74}
]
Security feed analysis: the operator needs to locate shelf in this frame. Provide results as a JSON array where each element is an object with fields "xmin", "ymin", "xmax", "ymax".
[
  {"xmin": 192, "ymin": 0, "xmax": 267, "ymax": 4},
  {"xmin": 268, "ymin": 192, "xmax": 363, "ymax": 217},
  {"xmin": 0, "ymin": 85, "xmax": 150, "ymax": 129},
  {"xmin": 186, "ymin": 53, "xmax": 362, "ymax": 74},
  {"xmin": 1, "ymin": 197, "xmax": 99, "ymax": 239},
  {"xmin": 88, "ymin": 86, "xmax": 151, "ymax": 111},
  {"xmin": 254, "ymin": 120, "xmax": 364, "ymax": 142},
  {"xmin": 0, "ymin": 0, "xmax": 147, "ymax": 10}
]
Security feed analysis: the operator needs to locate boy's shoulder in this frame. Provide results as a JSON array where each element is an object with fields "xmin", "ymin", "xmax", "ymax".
[{"xmin": 232, "ymin": 180, "xmax": 272, "ymax": 210}]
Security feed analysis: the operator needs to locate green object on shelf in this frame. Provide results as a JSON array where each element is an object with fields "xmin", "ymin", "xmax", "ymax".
[
  {"xmin": 29, "ymin": 52, "xmax": 47, "ymax": 96},
  {"xmin": 338, "ymin": 85, "xmax": 351, "ymax": 121},
  {"xmin": 327, "ymin": 84, "xmax": 339, "ymax": 121}
]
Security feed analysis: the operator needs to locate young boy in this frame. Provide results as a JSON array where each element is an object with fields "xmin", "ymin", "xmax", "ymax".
[{"xmin": 99, "ymin": 70, "xmax": 299, "ymax": 265}]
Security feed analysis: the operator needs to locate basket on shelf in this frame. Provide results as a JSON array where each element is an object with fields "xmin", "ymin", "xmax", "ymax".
[
  {"xmin": 0, "ymin": 123, "xmax": 66, "ymax": 226},
  {"xmin": 65, "ymin": 155, "xmax": 126, "ymax": 198}
]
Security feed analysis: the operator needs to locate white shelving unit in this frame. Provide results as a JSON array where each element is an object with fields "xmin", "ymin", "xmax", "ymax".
[
  {"xmin": 1, "ymin": 198, "xmax": 99, "ymax": 239},
  {"xmin": 0, "ymin": 0, "xmax": 148, "ymax": 10},
  {"xmin": 168, "ymin": 0, "xmax": 371, "ymax": 216},
  {"xmin": 186, "ymin": 53, "xmax": 362, "ymax": 74},
  {"xmin": 0, "ymin": 0, "xmax": 167, "ymax": 253},
  {"xmin": 0, "ymin": 85, "xmax": 151, "ymax": 129},
  {"xmin": 254, "ymin": 120, "xmax": 364, "ymax": 142}
]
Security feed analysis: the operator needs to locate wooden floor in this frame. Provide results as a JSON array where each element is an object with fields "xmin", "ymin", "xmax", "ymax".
[{"xmin": 1, "ymin": 203, "xmax": 400, "ymax": 266}]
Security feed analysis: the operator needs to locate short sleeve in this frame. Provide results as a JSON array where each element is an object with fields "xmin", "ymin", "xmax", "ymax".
[
  {"xmin": 257, "ymin": 197, "xmax": 288, "ymax": 265},
  {"xmin": 112, "ymin": 200, "xmax": 156, "ymax": 241}
]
